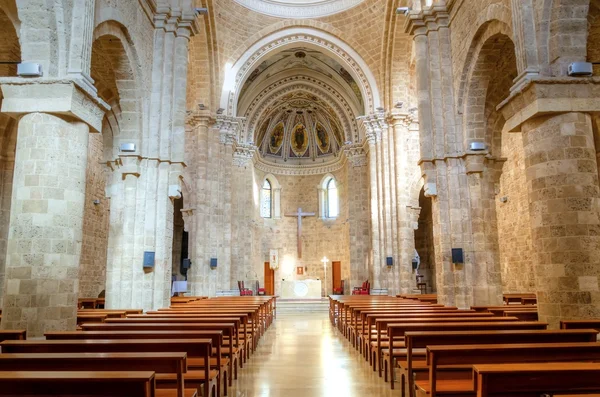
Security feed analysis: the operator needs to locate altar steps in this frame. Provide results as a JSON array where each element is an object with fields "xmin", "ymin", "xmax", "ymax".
[{"xmin": 276, "ymin": 298, "xmax": 329, "ymax": 314}]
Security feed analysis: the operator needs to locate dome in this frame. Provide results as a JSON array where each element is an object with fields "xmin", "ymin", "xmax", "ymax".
[
  {"xmin": 233, "ymin": 0, "xmax": 365, "ymax": 19},
  {"xmin": 255, "ymin": 91, "xmax": 345, "ymax": 165}
]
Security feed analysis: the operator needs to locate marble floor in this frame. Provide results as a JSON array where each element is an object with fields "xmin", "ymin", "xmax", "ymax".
[{"xmin": 229, "ymin": 312, "xmax": 400, "ymax": 397}]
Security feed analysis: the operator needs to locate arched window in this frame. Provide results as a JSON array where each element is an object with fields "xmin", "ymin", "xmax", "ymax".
[
  {"xmin": 325, "ymin": 178, "xmax": 339, "ymax": 218},
  {"xmin": 260, "ymin": 179, "xmax": 272, "ymax": 218}
]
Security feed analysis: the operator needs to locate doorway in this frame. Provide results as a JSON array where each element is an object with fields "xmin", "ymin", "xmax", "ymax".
[
  {"xmin": 264, "ymin": 262, "xmax": 275, "ymax": 295},
  {"xmin": 332, "ymin": 261, "xmax": 342, "ymax": 294}
]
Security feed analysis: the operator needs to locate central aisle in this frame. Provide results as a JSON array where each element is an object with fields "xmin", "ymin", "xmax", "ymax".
[{"xmin": 230, "ymin": 312, "xmax": 398, "ymax": 397}]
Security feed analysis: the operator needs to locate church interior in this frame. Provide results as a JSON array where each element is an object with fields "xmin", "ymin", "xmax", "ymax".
[{"xmin": 2, "ymin": 0, "xmax": 600, "ymax": 395}]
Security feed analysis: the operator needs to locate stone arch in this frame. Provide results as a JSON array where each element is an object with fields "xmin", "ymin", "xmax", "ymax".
[
  {"xmin": 220, "ymin": 27, "xmax": 382, "ymax": 116},
  {"xmin": 91, "ymin": 20, "xmax": 144, "ymax": 156},
  {"xmin": 460, "ymin": 20, "xmax": 515, "ymax": 155}
]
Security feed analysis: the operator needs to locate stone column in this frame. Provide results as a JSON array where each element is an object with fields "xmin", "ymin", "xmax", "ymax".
[
  {"xmin": 344, "ymin": 144, "xmax": 370, "ymax": 290},
  {"xmin": 365, "ymin": 125, "xmax": 381, "ymax": 286},
  {"xmin": 391, "ymin": 114, "xmax": 419, "ymax": 293},
  {"xmin": 1, "ymin": 113, "xmax": 89, "ymax": 335},
  {"xmin": 521, "ymin": 112, "xmax": 600, "ymax": 327},
  {"xmin": 187, "ymin": 113, "xmax": 212, "ymax": 296},
  {"xmin": 231, "ymin": 143, "xmax": 257, "ymax": 286}
]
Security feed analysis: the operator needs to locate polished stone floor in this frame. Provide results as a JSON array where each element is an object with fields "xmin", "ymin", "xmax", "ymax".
[{"xmin": 229, "ymin": 312, "xmax": 399, "ymax": 397}]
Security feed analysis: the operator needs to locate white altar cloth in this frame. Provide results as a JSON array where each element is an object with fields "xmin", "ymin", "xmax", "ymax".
[{"xmin": 281, "ymin": 279, "xmax": 322, "ymax": 299}]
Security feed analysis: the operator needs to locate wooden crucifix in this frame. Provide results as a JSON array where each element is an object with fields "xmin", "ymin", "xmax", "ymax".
[{"xmin": 285, "ymin": 207, "xmax": 315, "ymax": 258}]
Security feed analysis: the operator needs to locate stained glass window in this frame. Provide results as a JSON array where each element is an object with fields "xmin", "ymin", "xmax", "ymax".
[{"xmin": 261, "ymin": 179, "xmax": 272, "ymax": 218}]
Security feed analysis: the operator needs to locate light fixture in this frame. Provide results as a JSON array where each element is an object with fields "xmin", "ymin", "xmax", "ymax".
[
  {"xmin": 93, "ymin": 199, "xmax": 100, "ymax": 205},
  {"xmin": 469, "ymin": 142, "xmax": 487, "ymax": 151},
  {"xmin": 120, "ymin": 143, "xmax": 136, "ymax": 153},
  {"xmin": 194, "ymin": 7, "xmax": 208, "ymax": 16},
  {"xmin": 17, "ymin": 62, "xmax": 43, "ymax": 77},
  {"xmin": 396, "ymin": 7, "xmax": 410, "ymax": 15},
  {"xmin": 568, "ymin": 62, "xmax": 593, "ymax": 77},
  {"xmin": 198, "ymin": 103, "xmax": 206, "ymax": 110}
]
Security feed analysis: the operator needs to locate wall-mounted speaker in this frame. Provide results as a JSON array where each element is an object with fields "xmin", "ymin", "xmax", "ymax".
[
  {"xmin": 143, "ymin": 251, "xmax": 155, "ymax": 268},
  {"xmin": 182, "ymin": 259, "xmax": 192, "ymax": 269},
  {"xmin": 210, "ymin": 258, "xmax": 218, "ymax": 269},
  {"xmin": 386, "ymin": 257, "xmax": 393, "ymax": 267},
  {"xmin": 451, "ymin": 248, "xmax": 464, "ymax": 264}
]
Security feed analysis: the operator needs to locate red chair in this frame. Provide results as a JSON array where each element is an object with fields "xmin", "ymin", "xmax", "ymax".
[
  {"xmin": 352, "ymin": 280, "xmax": 370, "ymax": 295},
  {"xmin": 238, "ymin": 281, "xmax": 253, "ymax": 296},
  {"xmin": 333, "ymin": 280, "xmax": 345, "ymax": 295}
]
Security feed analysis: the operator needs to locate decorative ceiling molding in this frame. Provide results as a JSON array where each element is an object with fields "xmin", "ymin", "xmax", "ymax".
[
  {"xmin": 244, "ymin": 78, "xmax": 359, "ymax": 144},
  {"xmin": 232, "ymin": 0, "xmax": 365, "ymax": 19},
  {"xmin": 254, "ymin": 154, "xmax": 347, "ymax": 176}
]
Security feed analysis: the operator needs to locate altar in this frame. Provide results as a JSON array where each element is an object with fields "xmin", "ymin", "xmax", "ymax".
[{"xmin": 281, "ymin": 279, "xmax": 322, "ymax": 299}]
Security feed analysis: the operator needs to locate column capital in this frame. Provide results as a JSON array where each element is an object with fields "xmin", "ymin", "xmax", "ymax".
[
  {"xmin": 215, "ymin": 115, "xmax": 245, "ymax": 145},
  {"xmin": 497, "ymin": 78, "xmax": 600, "ymax": 133},
  {"xmin": 233, "ymin": 143, "xmax": 257, "ymax": 167},
  {"xmin": 404, "ymin": 2, "xmax": 450, "ymax": 35},
  {"xmin": 186, "ymin": 109, "xmax": 214, "ymax": 128},
  {"xmin": 358, "ymin": 110, "xmax": 388, "ymax": 144},
  {"xmin": 343, "ymin": 143, "xmax": 368, "ymax": 167},
  {"xmin": 0, "ymin": 79, "xmax": 109, "ymax": 132}
]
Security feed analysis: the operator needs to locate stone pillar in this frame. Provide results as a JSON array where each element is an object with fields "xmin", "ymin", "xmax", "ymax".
[
  {"xmin": 1, "ymin": 113, "xmax": 89, "ymax": 336},
  {"xmin": 0, "ymin": 80, "xmax": 107, "ymax": 336},
  {"xmin": 344, "ymin": 144, "xmax": 370, "ymax": 290},
  {"xmin": 521, "ymin": 112, "xmax": 600, "ymax": 327},
  {"xmin": 366, "ymin": 129, "xmax": 380, "ymax": 286}
]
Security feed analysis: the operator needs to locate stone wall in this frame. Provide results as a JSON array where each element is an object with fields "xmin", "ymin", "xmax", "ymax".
[
  {"xmin": 254, "ymin": 167, "xmax": 350, "ymax": 296},
  {"xmin": 78, "ymin": 132, "xmax": 109, "ymax": 299}
]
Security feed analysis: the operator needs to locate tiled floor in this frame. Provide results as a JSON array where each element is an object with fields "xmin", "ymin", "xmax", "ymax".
[{"xmin": 229, "ymin": 312, "xmax": 399, "ymax": 397}]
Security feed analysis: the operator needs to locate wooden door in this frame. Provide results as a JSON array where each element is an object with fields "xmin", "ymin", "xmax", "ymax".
[
  {"xmin": 264, "ymin": 262, "xmax": 275, "ymax": 296},
  {"xmin": 332, "ymin": 261, "xmax": 342, "ymax": 293}
]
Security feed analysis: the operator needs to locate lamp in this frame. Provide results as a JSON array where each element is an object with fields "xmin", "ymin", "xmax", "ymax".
[{"xmin": 321, "ymin": 256, "xmax": 329, "ymax": 297}]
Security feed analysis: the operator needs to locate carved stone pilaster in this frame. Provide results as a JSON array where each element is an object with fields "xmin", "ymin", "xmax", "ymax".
[{"xmin": 343, "ymin": 143, "xmax": 367, "ymax": 167}]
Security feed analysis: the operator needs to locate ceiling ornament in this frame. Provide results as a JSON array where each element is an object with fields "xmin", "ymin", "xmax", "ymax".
[
  {"xmin": 244, "ymin": 80, "xmax": 359, "ymax": 143},
  {"xmin": 232, "ymin": 0, "xmax": 365, "ymax": 19}
]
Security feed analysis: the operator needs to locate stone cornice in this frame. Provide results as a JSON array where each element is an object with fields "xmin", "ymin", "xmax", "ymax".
[
  {"xmin": 497, "ymin": 77, "xmax": 600, "ymax": 132},
  {"xmin": 0, "ymin": 78, "xmax": 110, "ymax": 132},
  {"xmin": 186, "ymin": 109, "xmax": 215, "ymax": 128}
]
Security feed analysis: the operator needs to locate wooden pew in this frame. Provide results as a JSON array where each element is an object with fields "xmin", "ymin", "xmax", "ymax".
[
  {"xmin": 0, "ymin": 330, "xmax": 26, "ymax": 342},
  {"xmin": 77, "ymin": 313, "xmax": 107, "ymax": 325},
  {"xmin": 383, "ymin": 321, "xmax": 547, "ymax": 387},
  {"xmin": 474, "ymin": 362, "xmax": 600, "ymax": 397},
  {"xmin": 79, "ymin": 322, "xmax": 235, "ymax": 391},
  {"xmin": 1, "ymin": 339, "xmax": 216, "ymax": 397},
  {"xmin": 415, "ymin": 342, "xmax": 600, "ymax": 397},
  {"xmin": 0, "ymin": 352, "xmax": 195, "ymax": 397},
  {"xmin": 561, "ymin": 319, "xmax": 600, "ymax": 332},
  {"xmin": 502, "ymin": 293, "xmax": 536, "ymax": 305},
  {"xmin": 399, "ymin": 329, "xmax": 599, "ymax": 397},
  {"xmin": 45, "ymin": 331, "xmax": 229, "ymax": 396},
  {"xmin": 103, "ymin": 317, "xmax": 244, "ymax": 373},
  {"xmin": 0, "ymin": 371, "xmax": 156, "ymax": 397},
  {"xmin": 373, "ymin": 317, "xmax": 521, "ymax": 376}
]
